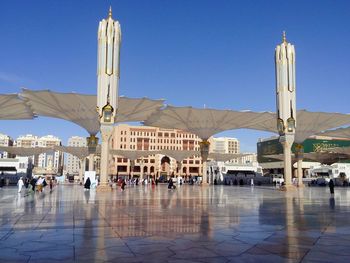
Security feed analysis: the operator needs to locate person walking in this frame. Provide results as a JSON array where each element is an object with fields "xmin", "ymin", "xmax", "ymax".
[
  {"xmin": 30, "ymin": 177, "xmax": 36, "ymax": 192},
  {"xmin": 84, "ymin": 177, "xmax": 91, "ymax": 190},
  {"xmin": 17, "ymin": 177, "xmax": 24, "ymax": 193},
  {"xmin": 49, "ymin": 179, "xmax": 53, "ymax": 192},
  {"xmin": 121, "ymin": 179, "xmax": 126, "ymax": 191},
  {"xmin": 329, "ymin": 179, "xmax": 335, "ymax": 195},
  {"xmin": 0, "ymin": 176, "xmax": 4, "ymax": 188}
]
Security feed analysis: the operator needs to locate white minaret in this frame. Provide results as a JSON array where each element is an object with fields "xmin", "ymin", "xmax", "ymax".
[
  {"xmin": 97, "ymin": 7, "xmax": 121, "ymax": 190},
  {"xmin": 275, "ymin": 31, "xmax": 296, "ymax": 189},
  {"xmin": 97, "ymin": 6, "xmax": 121, "ymax": 120}
]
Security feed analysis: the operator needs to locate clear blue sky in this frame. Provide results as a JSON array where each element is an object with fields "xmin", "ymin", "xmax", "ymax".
[{"xmin": 1, "ymin": 0, "xmax": 350, "ymax": 152}]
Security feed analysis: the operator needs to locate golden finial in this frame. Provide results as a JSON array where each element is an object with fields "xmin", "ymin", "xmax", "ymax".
[
  {"xmin": 282, "ymin": 31, "xmax": 287, "ymax": 43},
  {"xmin": 108, "ymin": 6, "xmax": 112, "ymax": 18}
]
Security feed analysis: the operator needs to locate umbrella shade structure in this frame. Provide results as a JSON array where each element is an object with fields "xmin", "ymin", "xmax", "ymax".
[
  {"xmin": 252, "ymin": 110, "xmax": 350, "ymax": 143},
  {"xmin": 0, "ymin": 146, "xmax": 54, "ymax": 156},
  {"xmin": 110, "ymin": 150, "xmax": 161, "ymax": 161},
  {"xmin": 21, "ymin": 89, "xmax": 100, "ymax": 135},
  {"xmin": 304, "ymin": 152, "xmax": 349, "ymax": 165},
  {"xmin": 263, "ymin": 154, "xmax": 296, "ymax": 163},
  {"xmin": 53, "ymin": 146, "xmax": 101, "ymax": 160},
  {"xmin": 208, "ymin": 153, "xmax": 248, "ymax": 162},
  {"xmin": 21, "ymin": 89, "xmax": 165, "ymax": 135},
  {"xmin": 159, "ymin": 149, "xmax": 199, "ymax": 162},
  {"xmin": 144, "ymin": 106, "xmax": 276, "ymax": 140},
  {"xmin": 318, "ymin": 127, "xmax": 350, "ymax": 139},
  {"xmin": 327, "ymin": 146, "xmax": 350, "ymax": 155},
  {"xmin": 116, "ymin": 97, "xmax": 164, "ymax": 123},
  {"xmin": 264, "ymin": 152, "xmax": 347, "ymax": 165},
  {"xmin": 295, "ymin": 111, "xmax": 350, "ymax": 143},
  {"xmin": 0, "ymin": 94, "xmax": 35, "ymax": 120}
]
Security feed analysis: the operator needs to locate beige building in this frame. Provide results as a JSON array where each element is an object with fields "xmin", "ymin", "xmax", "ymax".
[
  {"xmin": 66, "ymin": 136, "xmax": 86, "ymax": 175},
  {"xmin": 110, "ymin": 124, "xmax": 202, "ymax": 178},
  {"xmin": 0, "ymin": 133, "xmax": 13, "ymax": 158}
]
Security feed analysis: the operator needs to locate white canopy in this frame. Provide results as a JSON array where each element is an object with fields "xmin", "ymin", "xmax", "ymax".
[
  {"xmin": 21, "ymin": 89, "xmax": 100, "ymax": 135},
  {"xmin": 116, "ymin": 96, "xmax": 164, "ymax": 123},
  {"xmin": 110, "ymin": 150, "xmax": 161, "ymax": 161},
  {"xmin": 159, "ymin": 149, "xmax": 199, "ymax": 162},
  {"xmin": 251, "ymin": 110, "xmax": 350, "ymax": 143},
  {"xmin": 208, "ymin": 153, "xmax": 248, "ymax": 162},
  {"xmin": 318, "ymin": 127, "xmax": 350, "ymax": 139},
  {"xmin": 0, "ymin": 146, "xmax": 54, "ymax": 156},
  {"xmin": 21, "ymin": 89, "xmax": 164, "ymax": 135},
  {"xmin": 295, "ymin": 111, "xmax": 350, "ymax": 143},
  {"xmin": 327, "ymin": 146, "xmax": 350, "ymax": 155},
  {"xmin": 144, "ymin": 106, "xmax": 276, "ymax": 140},
  {"xmin": 264, "ymin": 152, "xmax": 348, "ymax": 165},
  {"xmin": 53, "ymin": 146, "xmax": 101, "ymax": 160},
  {"xmin": 0, "ymin": 94, "xmax": 34, "ymax": 120},
  {"xmin": 304, "ymin": 152, "xmax": 348, "ymax": 164}
]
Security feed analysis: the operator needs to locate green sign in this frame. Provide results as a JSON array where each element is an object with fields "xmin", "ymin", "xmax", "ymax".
[{"xmin": 257, "ymin": 138, "xmax": 350, "ymax": 163}]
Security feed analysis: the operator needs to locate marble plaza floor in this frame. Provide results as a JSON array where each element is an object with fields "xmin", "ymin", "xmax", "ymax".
[{"xmin": 0, "ymin": 184, "xmax": 350, "ymax": 263}]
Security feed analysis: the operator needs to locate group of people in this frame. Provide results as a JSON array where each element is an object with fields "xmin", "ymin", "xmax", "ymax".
[{"xmin": 17, "ymin": 176, "xmax": 54, "ymax": 193}]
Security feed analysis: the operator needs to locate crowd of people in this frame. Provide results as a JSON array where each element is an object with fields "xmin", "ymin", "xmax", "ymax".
[{"xmin": 16, "ymin": 176, "xmax": 55, "ymax": 194}]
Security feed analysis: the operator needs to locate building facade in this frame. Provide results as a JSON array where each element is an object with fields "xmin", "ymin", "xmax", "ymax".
[
  {"xmin": 209, "ymin": 137, "xmax": 240, "ymax": 154},
  {"xmin": 257, "ymin": 135, "xmax": 350, "ymax": 175},
  {"xmin": 109, "ymin": 125, "xmax": 243, "ymax": 180},
  {"xmin": 110, "ymin": 124, "xmax": 203, "ymax": 178},
  {"xmin": 0, "ymin": 133, "xmax": 13, "ymax": 158},
  {"xmin": 66, "ymin": 136, "xmax": 86, "ymax": 175},
  {"xmin": 240, "ymin": 153, "xmax": 257, "ymax": 164},
  {"xmin": 15, "ymin": 134, "xmax": 63, "ymax": 173}
]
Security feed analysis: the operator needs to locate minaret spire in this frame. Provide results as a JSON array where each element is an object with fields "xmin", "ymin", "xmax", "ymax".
[
  {"xmin": 108, "ymin": 6, "xmax": 112, "ymax": 18},
  {"xmin": 282, "ymin": 31, "xmax": 287, "ymax": 44}
]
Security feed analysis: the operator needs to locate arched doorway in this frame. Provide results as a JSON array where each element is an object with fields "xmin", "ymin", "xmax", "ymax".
[{"xmin": 161, "ymin": 156, "xmax": 171, "ymax": 177}]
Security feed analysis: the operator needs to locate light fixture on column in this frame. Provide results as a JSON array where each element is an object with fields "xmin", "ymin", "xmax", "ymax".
[
  {"xmin": 287, "ymin": 117, "xmax": 295, "ymax": 132},
  {"xmin": 87, "ymin": 135, "xmax": 99, "ymax": 148},
  {"xmin": 277, "ymin": 117, "xmax": 285, "ymax": 135},
  {"xmin": 102, "ymin": 102, "xmax": 114, "ymax": 123}
]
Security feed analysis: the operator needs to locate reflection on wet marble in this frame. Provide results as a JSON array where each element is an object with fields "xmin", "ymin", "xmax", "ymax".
[{"xmin": 1, "ymin": 184, "xmax": 350, "ymax": 262}]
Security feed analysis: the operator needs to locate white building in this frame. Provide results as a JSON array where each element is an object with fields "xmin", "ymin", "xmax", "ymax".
[
  {"xmin": 15, "ymin": 134, "xmax": 63, "ymax": 173},
  {"xmin": 0, "ymin": 133, "xmax": 13, "ymax": 158},
  {"xmin": 210, "ymin": 137, "xmax": 240, "ymax": 154},
  {"xmin": 240, "ymin": 153, "xmax": 257, "ymax": 164},
  {"xmin": 66, "ymin": 136, "xmax": 86, "ymax": 175}
]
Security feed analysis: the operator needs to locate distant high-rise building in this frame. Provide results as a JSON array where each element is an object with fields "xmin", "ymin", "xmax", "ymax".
[
  {"xmin": 66, "ymin": 136, "xmax": 86, "ymax": 175},
  {"xmin": 0, "ymin": 133, "xmax": 13, "ymax": 158}
]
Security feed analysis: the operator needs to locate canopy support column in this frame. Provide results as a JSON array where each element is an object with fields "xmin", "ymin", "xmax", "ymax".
[
  {"xmin": 97, "ymin": 124, "xmax": 113, "ymax": 191},
  {"xmin": 295, "ymin": 144, "xmax": 304, "ymax": 188},
  {"xmin": 280, "ymin": 134, "xmax": 295, "ymax": 190}
]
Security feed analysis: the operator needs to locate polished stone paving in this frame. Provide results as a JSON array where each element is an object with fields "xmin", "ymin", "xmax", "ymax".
[{"xmin": 1, "ymin": 184, "xmax": 350, "ymax": 262}]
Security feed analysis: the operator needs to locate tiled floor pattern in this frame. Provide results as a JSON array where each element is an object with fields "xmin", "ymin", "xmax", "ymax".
[{"xmin": 1, "ymin": 184, "xmax": 350, "ymax": 262}]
